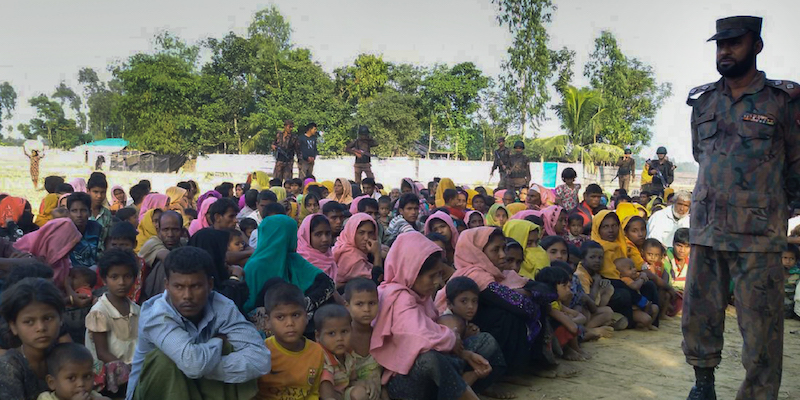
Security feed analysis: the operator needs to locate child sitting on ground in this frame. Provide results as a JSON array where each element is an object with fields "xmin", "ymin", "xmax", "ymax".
[
  {"xmin": 444, "ymin": 277, "xmax": 482, "ymax": 339},
  {"xmin": 343, "ymin": 278, "xmax": 386, "ymax": 400},
  {"xmin": 40, "ymin": 343, "xmax": 110, "ymax": 400},
  {"xmin": 550, "ymin": 260, "xmax": 614, "ymax": 340},
  {"xmin": 782, "ymin": 244, "xmax": 800, "ymax": 318},
  {"xmin": 105, "ymin": 222, "xmax": 148, "ymax": 304},
  {"xmin": 536, "ymin": 266, "xmax": 590, "ymax": 361},
  {"xmin": 641, "ymin": 238, "xmax": 677, "ymax": 319},
  {"xmin": 574, "ymin": 241, "xmax": 616, "ymax": 319},
  {"xmin": 85, "ymin": 249, "xmax": 140, "ymax": 395},
  {"xmin": 257, "ymin": 282, "xmax": 326, "ymax": 400},
  {"xmin": 565, "ymin": 213, "xmax": 589, "ymax": 248},
  {"xmin": 614, "ymin": 258, "xmax": 659, "ymax": 330},
  {"xmin": 239, "ymin": 218, "xmax": 258, "ymax": 244}
]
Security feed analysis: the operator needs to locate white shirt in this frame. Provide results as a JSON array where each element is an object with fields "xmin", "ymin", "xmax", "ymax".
[
  {"xmin": 84, "ymin": 294, "xmax": 140, "ymax": 364},
  {"xmin": 788, "ymin": 215, "xmax": 800, "ymax": 236},
  {"xmin": 647, "ymin": 205, "xmax": 690, "ymax": 247}
]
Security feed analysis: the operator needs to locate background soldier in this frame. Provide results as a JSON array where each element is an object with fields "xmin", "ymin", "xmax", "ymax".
[
  {"xmin": 682, "ymin": 16, "xmax": 800, "ymax": 400},
  {"xmin": 272, "ymin": 119, "xmax": 300, "ymax": 181},
  {"xmin": 491, "ymin": 137, "xmax": 511, "ymax": 189},
  {"xmin": 345, "ymin": 125, "xmax": 378, "ymax": 184},
  {"xmin": 615, "ymin": 148, "xmax": 635, "ymax": 191},
  {"xmin": 506, "ymin": 140, "xmax": 531, "ymax": 192}
]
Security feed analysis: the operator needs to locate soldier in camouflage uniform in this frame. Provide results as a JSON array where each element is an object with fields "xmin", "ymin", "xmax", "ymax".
[
  {"xmin": 682, "ymin": 16, "xmax": 800, "ymax": 400},
  {"xmin": 491, "ymin": 137, "xmax": 511, "ymax": 189},
  {"xmin": 506, "ymin": 141, "xmax": 531, "ymax": 192},
  {"xmin": 272, "ymin": 119, "xmax": 300, "ymax": 181}
]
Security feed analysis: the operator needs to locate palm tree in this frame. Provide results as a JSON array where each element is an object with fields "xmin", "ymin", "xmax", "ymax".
[{"xmin": 555, "ymin": 86, "xmax": 604, "ymax": 146}]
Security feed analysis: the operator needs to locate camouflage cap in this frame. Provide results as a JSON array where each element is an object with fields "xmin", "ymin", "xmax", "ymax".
[
  {"xmin": 708, "ymin": 16, "xmax": 762, "ymax": 41},
  {"xmin": 656, "ymin": 146, "xmax": 667, "ymax": 154}
]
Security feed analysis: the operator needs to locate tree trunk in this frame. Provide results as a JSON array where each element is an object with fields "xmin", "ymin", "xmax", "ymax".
[{"xmin": 427, "ymin": 114, "xmax": 433, "ymax": 158}]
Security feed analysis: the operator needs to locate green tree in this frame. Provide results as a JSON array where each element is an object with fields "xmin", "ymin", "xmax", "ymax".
[
  {"xmin": 554, "ymin": 85, "xmax": 604, "ymax": 146},
  {"xmin": 584, "ymin": 31, "xmax": 672, "ymax": 147},
  {"xmin": 17, "ymin": 123, "xmax": 34, "ymax": 140},
  {"xmin": 334, "ymin": 54, "xmax": 389, "ymax": 107},
  {"xmin": 52, "ymin": 82, "xmax": 85, "ymax": 132},
  {"xmin": 248, "ymin": 5, "xmax": 292, "ymax": 52},
  {"xmin": 493, "ymin": 0, "xmax": 574, "ymax": 136},
  {"xmin": 357, "ymin": 91, "xmax": 422, "ymax": 157},
  {"xmin": 0, "ymin": 82, "xmax": 17, "ymax": 131},
  {"xmin": 27, "ymin": 94, "xmax": 85, "ymax": 148}
]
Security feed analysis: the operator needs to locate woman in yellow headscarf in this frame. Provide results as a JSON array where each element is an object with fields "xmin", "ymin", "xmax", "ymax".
[
  {"xmin": 35, "ymin": 193, "xmax": 59, "ymax": 227},
  {"xmin": 135, "ymin": 209, "xmax": 159, "ymax": 253},
  {"xmin": 270, "ymin": 186, "xmax": 288, "ymax": 202},
  {"xmin": 503, "ymin": 219, "xmax": 550, "ymax": 279},
  {"xmin": 590, "ymin": 210, "xmax": 628, "ymax": 280},
  {"xmin": 435, "ymin": 178, "xmax": 456, "ymax": 207},
  {"xmin": 505, "ymin": 202, "xmax": 527, "ymax": 218},
  {"xmin": 250, "ymin": 171, "xmax": 271, "ymax": 191},
  {"xmin": 166, "ymin": 186, "xmax": 188, "ymax": 211}
]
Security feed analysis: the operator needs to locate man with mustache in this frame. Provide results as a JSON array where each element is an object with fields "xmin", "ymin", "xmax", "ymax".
[{"xmin": 683, "ymin": 16, "xmax": 800, "ymax": 400}]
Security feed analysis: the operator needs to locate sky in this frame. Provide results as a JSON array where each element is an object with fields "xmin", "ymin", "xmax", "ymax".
[{"xmin": 1, "ymin": 0, "xmax": 798, "ymax": 163}]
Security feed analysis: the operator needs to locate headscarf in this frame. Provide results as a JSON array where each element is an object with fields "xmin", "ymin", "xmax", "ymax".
[
  {"xmin": 620, "ymin": 215, "xmax": 647, "ymax": 269},
  {"xmin": 244, "ymin": 214, "xmax": 324, "ymax": 312},
  {"xmin": 423, "ymin": 211, "xmax": 459, "ymax": 250},
  {"xmin": 466, "ymin": 189, "xmax": 479, "ymax": 209},
  {"xmin": 251, "ymin": 171, "xmax": 270, "ymax": 191},
  {"xmin": 349, "ymin": 195, "xmax": 370, "ymax": 215},
  {"xmin": 401, "ymin": 178, "xmax": 423, "ymax": 199},
  {"xmin": 297, "ymin": 214, "xmax": 337, "ymax": 279},
  {"xmin": 109, "ymin": 185, "xmax": 127, "ymax": 212},
  {"xmin": 332, "ymin": 213, "xmax": 376, "ymax": 286},
  {"xmin": 321, "ymin": 181, "xmax": 335, "ymax": 194},
  {"xmin": 327, "ymin": 178, "xmax": 353, "ymax": 204},
  {"xmin": 187, "ymin": 228, "xmax": 230, "ymax": 281},
  {"xmin": 506, "ymin": 202, "xmax": 526, "ymax": 217},
  {"xmin": 511, "ymin": 209, "xmax": 543, "ymax": 221},
  {"xmin": 35, "ymin": 193, "xmax": 60, "ymax": 227},
  {"xmin": 69, "ymin": 178, "xmax": 87, "ymax": 193},
  {"xmin": 166, "ymin": 186, "xmax": 187, "ymax": 209},
  {"xmin": 196, "ymin": 190, "xmax": 222, "ymax": 212},
  {"xmin": 303, "ymin": 177, "xmax": 316, "ymax": 189},
  {"xmin": 0, "ymin": 196, "xmax": 27, "ymax": 228},
  {"xmin": 530, "ymin": 183, "xmax": 556, "ymax": 207},
  {"xmin": 503, "ymin": 220, "xmax": 549, "ymax": 279},
  {"xmin": 493, "ymin": 189, "xmax": 506, "ymax": 203},
  {"xmin": 135, "ymin": 209, "xmax": 159, "ymax": 253},
  {"xmin": 434, "ymin": 178, "xmax": 456, "ymax": 207},
  {"xmin": 14, "ymin": 219, "xmax": 81, "ymax": 289},
  {"xmin": 463, "ymin": 210, "xmax": 484, "ymax": 226},
  {"xmin": 138, "ymin": 193, "xmax": 169, "ymax": 220},
  {"xmin": 615, "ymin": 202, "xmax": 639, "ymax": 222},
  {"xmin": 188, "ymin": 197, "xmax": 217, "ymax": 237},
  {"xmin": 590, "ymin": 210, "xmax": 627, "ymax": 280},
  {"xmin": 541, "ymin": 205, "xmax": 565, "ymax": 237},
  {"xmin": 304, "ymin": 182, "xmax": 322, "ymax": 195},
  {"xmin": 370, "ymin": 231, "xmax": 455, "ymax": 383},
  {"xmin": 270, "ymin": 186, "xmax": 287, "ymax": 202},
  {"xmin": 485, "ymin": 203, "xmax": 508, "ymax": 227}
]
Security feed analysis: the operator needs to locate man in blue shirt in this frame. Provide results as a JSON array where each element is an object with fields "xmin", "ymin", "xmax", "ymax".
[{"xmin": 127, "ymin": 246, "xmax": 270, "ymax": 400}]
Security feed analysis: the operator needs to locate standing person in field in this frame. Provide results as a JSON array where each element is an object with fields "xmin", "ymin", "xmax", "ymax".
[
  {"xmin": 683, "ymin": 16, "xmax": 800, "ymax": 400},
  {"xmin": 615, "ymin": 149, "xmax": 635, "ymax": 191},
  {"xmin": 298, "ymin": 122, "xmax": 319, "ymax": 179},
  {"xmin": 506, "ymin": 141, "xmax": 531, "ymax": 193},
  {"xmin": 345, "ymin": 126, "xmax": 378, "ymax": 185},
  {"xmin": 23, "ymin": 144, "xmax": 44, "ymax": 189},
  {"xmin": 272, "ymin": 119, "xmax": 299, "ymax": 181},
  {"xmin": 491, "ymin": 137, "xmax": 510, "ymax": 190}
]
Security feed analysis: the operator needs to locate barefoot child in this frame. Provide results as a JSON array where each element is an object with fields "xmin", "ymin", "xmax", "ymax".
[
  {"xmin": 614, "ymin": 258, "xmax": 659, "ymax": 330},
  {"xmin": 641, "ymin": 238, "xmax": 677, "ymax": 319},
  {"xmin": 574, "ymin": 241, "xmax": 616, "ymax": 325},
  {"xmin": 315, "ymin": 304, "xmax": 360, "ymax": 400},
  {"xmin": 344, "ymin": 278, "xmax": 385, "ymax": 400},
  {"xmin": 550, "ymin": 260, "xmax": 614, "ymax": 341},
  {"xmin": 257, "ymin": 282, "xmax": 326, "ymax": 400},
  {"xmin": 40, "ymin": 343, "xmax": 110, "ymax": 400},
  {"xmin": 535, "ymin": 267, "xmax": 589, "ymax": 361},
  {"xmin": 85, "ymin": 249, "xmax": 140, "ymax": 395}
]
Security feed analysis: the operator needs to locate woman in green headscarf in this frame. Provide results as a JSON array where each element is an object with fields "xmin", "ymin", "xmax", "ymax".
[
  {"xmin": 243, "ymin": 214, "xmax": 336, "ymax": 316},
  {"xmin": 503, "ymin": 219, "xmax": 550, "ymax": 280},
  {"xmin": 485, "ymin": 203, "xmax": 509, "ymax": 228}
]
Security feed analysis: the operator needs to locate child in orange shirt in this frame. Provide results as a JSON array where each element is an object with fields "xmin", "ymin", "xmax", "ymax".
[{"xmin": 256, "ymin": 283, "xmax": 325, "ymax": 400}]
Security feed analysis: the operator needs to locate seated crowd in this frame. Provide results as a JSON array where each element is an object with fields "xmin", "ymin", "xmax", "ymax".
[{"xmin": 0, "ymin": 168, "xmax": 713, "ymax": 400}]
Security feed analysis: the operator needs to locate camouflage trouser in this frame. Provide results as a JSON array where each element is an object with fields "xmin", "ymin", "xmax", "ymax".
[
  {"xmin": 298, "ymin": 159, "xmax": 314, "ymax": 178},
  {"xmin": 354, "ymin": 162, "xmax": 373, "ymax": 184},
  {"xmin": 498, "ymin": 171, "xmax": 508, "ymax": 190},
  {"xmin": 681, "ymin": 245, "xmax": 783, "ymax": 400},
  {"xmin": 273, "ymin": 161, "xmax": 294, "ymax": 181},
  {"xmin": 618, "ymin": 173, "xmax": 631, "ymax": 191}
]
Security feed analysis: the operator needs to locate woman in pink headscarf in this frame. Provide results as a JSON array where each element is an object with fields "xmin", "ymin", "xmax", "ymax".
[
  {"xmin": 297, "ymin": 213, "xmax": 337, "ymax": 279},
  {"xmin": 332, "ymin": 213, "xmax": 381, "ymax": 288},
  {"xmin": 541, "ymin": 205, "xmax": 567, "ymax": 237},
  {"xmin": 511, "ymin": 209, "xmax": 543, "ymax": 221},
  {"xmin": 463, "ymin": 210, "xmax": 485, "ymax": 229},
  {"xmin": 69, "ymin": 178, "xmax": 87, "ymax": 193},
  {"xmin": 370, "ymin": 231, "xmax": 498, "ymax": 400},
  {"xmin": 437, "ymin": 227, "xmax": 558, "ymax": 372},
  {"xmin": 14, "ymin": 218, "xmax": 82, "ymax": 289},
  {"xmin": 423, "ymin": 211, "xmax": 459, "ymax": 269},
  {"xmin": 348, "ymin": 195, "xmax": 370, "ymax": 215},
  {"xmin": 138, "ymin": 193, "xmax": 169, "ymax": 220},
  {"xmin": 188, "ymin": 197, "xmax": 217, "ymax": 237}
]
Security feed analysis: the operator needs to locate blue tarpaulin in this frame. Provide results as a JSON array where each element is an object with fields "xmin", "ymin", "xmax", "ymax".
[{"xmin": 542, "ymin": 162, "xmax": 558, "ymax": 188}]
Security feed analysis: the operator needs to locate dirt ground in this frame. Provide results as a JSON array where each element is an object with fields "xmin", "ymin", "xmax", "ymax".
[{"xmin": 498, "ymin": 309, "xmax": 800, "ymax": 400}]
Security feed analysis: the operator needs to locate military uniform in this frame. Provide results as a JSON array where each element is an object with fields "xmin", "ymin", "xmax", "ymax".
[
  {"xmin": 682, "ymin": 70, "xmax": 800, "ymax": 399},
  {"xmin": 346, "ymin": 127, "xmax": 378, "ymax": 184},
  {"xmin": 506, "ymin": 152, "xmax": 531, "ymax": 191},
  {"xmin": 616, "ymin": 156, "xmax": 635, "ymax": 190},
  {"xmin": 492, "ymin": 146, "xmax": 511, "ymax": 189},
  {"xmin": 273, "ymin": 130, "xmax": 300, "ymax": 181}
]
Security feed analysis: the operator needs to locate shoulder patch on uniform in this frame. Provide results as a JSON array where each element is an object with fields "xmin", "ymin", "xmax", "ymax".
[
  {"xmin": 686, "ymin": 83, "xmax": 717, "ymax": 105},
  {"xmin": 767, "ymin": 79, "xmax": 800, "ymax": 100}
]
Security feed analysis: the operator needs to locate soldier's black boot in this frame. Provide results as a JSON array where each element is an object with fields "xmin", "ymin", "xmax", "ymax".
[{"xmin": 687, "ymin": 367, "xmax": 716, "ymax": 400}]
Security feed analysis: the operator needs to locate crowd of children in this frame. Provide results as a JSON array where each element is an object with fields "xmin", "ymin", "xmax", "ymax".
[{"xmin": 0, "ymin": 166, "xmax": 706, "ymax": 400}]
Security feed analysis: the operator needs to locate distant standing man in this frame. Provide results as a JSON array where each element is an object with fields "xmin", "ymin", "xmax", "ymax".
[
  {"xmin": 272, "ymin": 120, "xmax": 300, "ymax": 181},
  {"xmin": 682, "ymin": 16, "xmax": 800, "ymax": 400},
  {"xmin": 298, "ymin": 122, "xmax": 319, "ymax": 178},
  {"xmin": 491, "ymin": 137, "xmax": 511, "ymax": 189},
  {"xmin": 506, "ymin": 141, "xmax": 531, "ymax": 192},
  {"xmin": 615, "ymin": 148, "xmax": 635, "ymax": 191},
  {"xmin": 345, "ymin": 125, "xmax": 378, "ymax": 184},
  {"xmin": 648, "ymin": 146, "xmax": 674, "ymax": 195}
]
